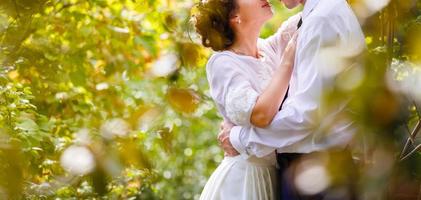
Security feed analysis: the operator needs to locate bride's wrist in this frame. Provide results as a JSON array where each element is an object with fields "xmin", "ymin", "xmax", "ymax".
[{"xmin": 279, "ymin": 61, "xmax": 293, "ymax": 70}]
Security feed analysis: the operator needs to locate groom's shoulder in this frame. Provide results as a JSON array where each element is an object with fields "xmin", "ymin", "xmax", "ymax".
[
  {"xmin": 312, "ymin": 0, "xmax": 352, "ymax": 19},
  {"xmin": 304, "ymin": 0, "xmax": 356, "ymax": 32}
]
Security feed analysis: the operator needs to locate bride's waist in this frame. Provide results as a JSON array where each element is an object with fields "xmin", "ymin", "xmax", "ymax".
[{"xmin": 223, "ymin": 154, "xmax": 276, "ymax": 167}]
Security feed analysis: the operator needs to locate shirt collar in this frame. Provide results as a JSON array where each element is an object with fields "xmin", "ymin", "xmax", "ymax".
[{"xmin": 302, "ymin": 0, "xmax": 321, "ymax": 20}]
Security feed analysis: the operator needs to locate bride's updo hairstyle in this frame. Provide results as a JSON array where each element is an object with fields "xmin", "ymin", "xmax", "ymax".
[{"xmin": 192, "ymin": 0, "xmax": 237, "ymax": 51}]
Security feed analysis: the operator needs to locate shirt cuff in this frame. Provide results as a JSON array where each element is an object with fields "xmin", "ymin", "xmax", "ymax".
[{"xmin": 229, "ymin": 126, "xmax": 250, "ymax": 159}]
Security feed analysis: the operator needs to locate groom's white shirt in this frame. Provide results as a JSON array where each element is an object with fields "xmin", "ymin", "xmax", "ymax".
[{"xmin": 229, "ymin": 0, "xmax": 366, "ymax": 158}]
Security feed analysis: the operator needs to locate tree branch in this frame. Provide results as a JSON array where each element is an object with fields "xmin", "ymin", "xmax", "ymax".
[
  {"xmin": 400, "ymin": 144, "xmax": 421, "ymax": 161},
  {"xmin": 414, "ymin": 100, "xmax": 421, "ymax": 119},
  {"xmin": 400, "ymin": 120, "xmax": 421, "ymax": 160}
]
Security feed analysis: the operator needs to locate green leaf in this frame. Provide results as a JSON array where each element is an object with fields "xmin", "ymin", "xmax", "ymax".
[
  {"xmin": 16, "ymin": 118, "xmax": 39, "ymax": 132},
  {"xmin": 134, "ymin": 35, "xmax": 158, "ymax": 57}
]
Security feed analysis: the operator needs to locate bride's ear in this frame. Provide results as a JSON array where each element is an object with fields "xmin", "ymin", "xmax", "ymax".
[{"xmin": 230, "ymin": 15, "xmax": 241, "ymax": 25}]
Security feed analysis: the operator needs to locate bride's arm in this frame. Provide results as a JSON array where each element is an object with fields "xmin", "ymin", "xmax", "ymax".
[{"xmin": 250, "ymin": 34, "xmax": 297, "ymax": 128}]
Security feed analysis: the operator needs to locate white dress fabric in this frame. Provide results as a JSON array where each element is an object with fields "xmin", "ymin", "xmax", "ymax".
[{"xmin": 199, "ymin": 14, "xmax": 301, "ymax": 200}]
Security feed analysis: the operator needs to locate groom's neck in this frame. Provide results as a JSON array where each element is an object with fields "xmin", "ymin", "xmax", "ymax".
[{"xmin": 301, "ymin": 0, "xmax": 306, "ymax": 5}]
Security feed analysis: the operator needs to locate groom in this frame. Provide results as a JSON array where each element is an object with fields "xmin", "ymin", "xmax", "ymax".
[{"xmin": 218, "ymin": 0, "xmax": 366, "ymax": 199}]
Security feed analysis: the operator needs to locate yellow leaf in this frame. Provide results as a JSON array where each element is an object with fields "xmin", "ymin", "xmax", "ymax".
[
  {"xmin": 167, "ymin": 87, "xmax": 200, "ymax": 114},
  {"xmin": 8, "ymin": 70, "xmax": 19, "ymax": 80}
]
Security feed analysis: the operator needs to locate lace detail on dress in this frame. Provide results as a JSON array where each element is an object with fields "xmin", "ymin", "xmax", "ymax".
[
  {"xmin": 225, "ymin": 87, "xmax": 259, "ymax": 126},
  {"xmin": 255, "ymin": 59, "xmax": 275, "ymax": 91}
]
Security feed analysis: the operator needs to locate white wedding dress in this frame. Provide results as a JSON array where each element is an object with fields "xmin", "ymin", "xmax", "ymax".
[{"xmin": 200, "ymin": 14, "xmax": 301, "ymax": 200}]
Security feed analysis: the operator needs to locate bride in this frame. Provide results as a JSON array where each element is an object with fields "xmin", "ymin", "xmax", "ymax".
[{"xmin": 193, "ymin": 0, "xmax": 301, "ymax": 199}]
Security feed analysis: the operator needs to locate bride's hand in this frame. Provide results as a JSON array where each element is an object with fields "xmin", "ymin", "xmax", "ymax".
[
  {"xmin": 280, "ymin": 32, "xmax": 298, "ymax": 68},
  {"xmin": 217, "ymin": 121, "xmax": 239, "ymax": 157}
]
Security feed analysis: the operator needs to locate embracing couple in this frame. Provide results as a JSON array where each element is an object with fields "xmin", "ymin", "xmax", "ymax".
[{"xmin": 193, "ymin": 0, "xmax": 366, "ymax": 199}]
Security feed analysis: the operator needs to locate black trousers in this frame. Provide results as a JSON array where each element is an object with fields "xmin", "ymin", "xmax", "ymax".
[{"xmin": 276, "ymin": 149, "xmax": 358, "ymax": 200}]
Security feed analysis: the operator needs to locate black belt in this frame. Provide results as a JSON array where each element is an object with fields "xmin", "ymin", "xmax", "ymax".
[
  {"xmin": 276, "ymin": 152, "xmax": 305, "ymax": 170},
  {"xmin": 276, "ymin": 147, "xmax": 351, "ymax": 169}
]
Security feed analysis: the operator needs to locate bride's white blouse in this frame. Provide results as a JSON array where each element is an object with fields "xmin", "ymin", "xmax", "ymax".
[
  {"xmin": 206, "ymin": 14, "xmax": 301, "ymax": 166},
  {"xmin": 206, "ymin": 13, "xmax": 300, "ymax": 160}
]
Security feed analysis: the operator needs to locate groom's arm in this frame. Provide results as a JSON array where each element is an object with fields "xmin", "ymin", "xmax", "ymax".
[
  {"xmin": 229, "ymin": 100, "xmax": 319, "ymax": 158},
  {"xmin": 227, "ymin": 16, "xmax": 339, "ymax": 158}
]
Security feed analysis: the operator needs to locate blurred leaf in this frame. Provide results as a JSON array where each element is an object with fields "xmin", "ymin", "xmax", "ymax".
[
  {"xmin": 166, "ymin": 87, "xmax": 200, "ymax": 114},
  {"xmin": 178, "ymin": 42, "xmax": 204, "ymax": 68},
  {"xmin": 135, "ymin": 35, "xmax": 158, "ymax": 57},
  {"xmin": 16, "ymin": 117, "xmax": 39, "ymax": 132},
  {"xmin": 118, "ymin": 138, "xmax": 152, "ymax": 170},
  {"xmin": 157, "ymin": 128, "xmax": 173, "ymax": 153}
]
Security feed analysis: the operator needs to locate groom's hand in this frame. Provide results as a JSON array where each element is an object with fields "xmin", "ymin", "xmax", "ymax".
[{"xmin": 218, "ymin": 121, "xmax": 240, "ymax": 157}]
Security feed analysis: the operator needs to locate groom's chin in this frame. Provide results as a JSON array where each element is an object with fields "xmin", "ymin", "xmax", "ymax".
[
  {"xmin": 284, "ymin": 5, "xmax": 294, "ymax": 9},
  {"xmin": 281, "ymin": 0, "xmax": 301, "ymax": 9},
  {"xmin": 283, "ymin": 3, "xmax": 296, "ymax": 9}
]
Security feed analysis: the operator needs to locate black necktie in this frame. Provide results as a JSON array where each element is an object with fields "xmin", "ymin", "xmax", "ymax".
[
  {"xmin": 297, "ymin": 17, "xmax": 303, "ymax": 29},
  {"xmin": 279, "ymin": 17, "xmax": 302, "ymax": 111}
]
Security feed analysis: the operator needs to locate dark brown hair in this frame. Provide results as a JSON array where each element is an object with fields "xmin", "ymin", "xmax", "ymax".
[{"xmin": 192, "ymin": 0, "xmax": 237, "ymax": 51}]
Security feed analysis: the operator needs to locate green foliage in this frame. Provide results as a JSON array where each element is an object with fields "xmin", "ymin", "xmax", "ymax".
[{"xmin": 0, "ymin": 0, "xmax": 220, "ymax": 198}]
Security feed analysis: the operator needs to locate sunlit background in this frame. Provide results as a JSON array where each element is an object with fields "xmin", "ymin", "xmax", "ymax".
[{"xmin": 0, "ymin": 0, "xmax": 420, "ymax": 199}]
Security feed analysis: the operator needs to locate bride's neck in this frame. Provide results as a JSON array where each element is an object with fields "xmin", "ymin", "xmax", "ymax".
[{"xmin": 230, "ymin": 27, "xmax": 261, "ymax": 58}]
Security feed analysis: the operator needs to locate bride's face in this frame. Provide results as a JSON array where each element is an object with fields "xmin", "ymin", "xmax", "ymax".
[{"xmin": 233, "ymin": 0, "xmax": 273, "ymax": 25}]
